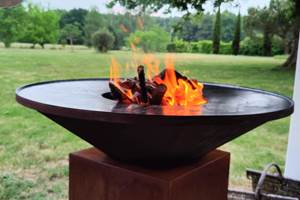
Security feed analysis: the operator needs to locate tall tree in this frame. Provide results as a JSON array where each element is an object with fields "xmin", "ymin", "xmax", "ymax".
[
  {"xmin": 60, "ymin": 23, "xmax": 82, "ymax": 48},
  {"xmin": 0, "ymin": 5, "xmax": 26, "ymax": 47},
  {"xmin": 84, "ymin": 8, "xmax": 104, "ymax": 47},
  {"xmin": 59, "ymin": 9, "xmax": 88, "ymax": 44},
  {"xmin": 212, "ymin": 7, "xmax": 221, "ymax": 54},
  {"xmin": 221, "ymin": 11, "xmax": 236, "ymax": 42},
  {"xmin": 21, "ymin": 5, "xmax": 59, "ymax": 48},
  {"xmin": 281, "ymin": 0, "xmax": 300, "ymax": 69},
  {"xmin": 232, "ymin": 11, "xmax": 241, "ymax": 55},
  {"xmin": 108, "ymin": 0, "xmax": 226, "ymax": 14},
  {"xmin": 271, "ymin": 0, "xmax": 294, "ymax": 54},
  {"xmin": 244, "ymin": 7, "xmax": 276, "ymax": 56}
]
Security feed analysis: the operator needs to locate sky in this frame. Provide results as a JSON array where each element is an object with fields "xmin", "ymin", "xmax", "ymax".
[{"xmin": 27, "ymin": 0, "xmax": 270, "ymax": 16}]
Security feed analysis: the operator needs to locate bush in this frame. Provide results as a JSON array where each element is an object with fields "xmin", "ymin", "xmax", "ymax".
[
  {"xmin": 190, "ymin": 42, "xmax": 200, "ymax": 53},
  {"xmin": 219, "ymin": 42, "xmax": 232, "ymax": 55},
  {"xmin": 92, "ymin": 29, "xmax": 115, "ymax": 52},
  {"xmin": 240, "ymin": 36, "xmax": 284, "ymax": 56},
  {"xmin": 272, "ymin": 36, "xmax": 285, "ymax": 56},
  {"xmin": 167, "ymin": 40, "xmax": 214, "ymax": 54},
  {"xmin": 166, "ymin": 43, "xmax": 176, "ymax": 52},
  {"xmin": 240, "ymin": 36, "xmax": 263, "ymax": 56},
  {"xmin": 127, "ymin": 26, "xmax": 170, "ymax": 52},
  {"xmin": 166, "ymin": 40, "xmax": 189, "ymax": 53},
  {"xmin": 200, "ymin": 40, "xmax": 212, "ymax": 54},
  {"xmin": 166, "ymin": 38, "xmax": 284, "ymax": 56}
]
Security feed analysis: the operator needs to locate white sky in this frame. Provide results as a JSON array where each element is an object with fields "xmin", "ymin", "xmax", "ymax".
[{"xmin": 26, "ymin": 0, "xmax": 270, "ymax": 16}]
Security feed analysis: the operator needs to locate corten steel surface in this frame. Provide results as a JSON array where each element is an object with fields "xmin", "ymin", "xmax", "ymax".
[
  {"xmin": 16, "ymin": 79, "xmax": 294, "ymax": 163},
  {"xmin": 69, "ymin": 148, "xmax": 230, "ymax": 200}
]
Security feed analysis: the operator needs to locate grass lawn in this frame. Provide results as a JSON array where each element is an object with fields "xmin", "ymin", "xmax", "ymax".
[{"xmin": 0, "ymin": 48, "xmax": 295, "ymax": 200}]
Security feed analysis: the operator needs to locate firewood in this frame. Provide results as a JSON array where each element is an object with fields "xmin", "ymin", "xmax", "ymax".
[
  {"xmin": 137, "ymin": 65, "xmax": 148, "ymax": 104},
  {"xmin": 109, "ymin": 81, "xmax": 133, "ymax": 103},
  {"xmin": 149, "ymin": 84, "xmax": 167, "ymax": 105},
  {"xmin": 158, "ymin": 69, "xmax": 187, "ymax": 80}
]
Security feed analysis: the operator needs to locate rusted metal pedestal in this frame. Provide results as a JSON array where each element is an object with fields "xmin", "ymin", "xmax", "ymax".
[{"xmin": 69, "ymin": 148, "xmax": 230, "ymax": 200}]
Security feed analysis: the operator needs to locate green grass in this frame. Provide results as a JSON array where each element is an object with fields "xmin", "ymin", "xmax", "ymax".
[{"xmin": 0, "ymin": 48, "xmax": 295, "ymax": 199}]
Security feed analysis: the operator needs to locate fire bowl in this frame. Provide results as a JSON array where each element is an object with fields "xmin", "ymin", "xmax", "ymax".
[{"xmin": 16, "ymin": 78, "xmax": 294, "ymax": 164}]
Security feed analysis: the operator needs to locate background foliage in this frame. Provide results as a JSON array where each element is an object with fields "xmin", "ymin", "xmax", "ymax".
[{"xmin": 0, "ymin": 0, "xmax": 297, "ymax": 60}]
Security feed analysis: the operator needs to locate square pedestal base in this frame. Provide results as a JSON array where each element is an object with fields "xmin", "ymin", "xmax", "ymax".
[{"xmin": 69, "ymin": 148, "xmax": 230, "ymax": 200}]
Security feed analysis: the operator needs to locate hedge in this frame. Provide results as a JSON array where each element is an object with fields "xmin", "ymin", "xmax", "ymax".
[
  {"xmin": 167, "ymin": 37, "xmax": 285, "ymax": 56},
  {"xmin": 167, "ymin": 40, "xmax": 232, "ymax": 55}
]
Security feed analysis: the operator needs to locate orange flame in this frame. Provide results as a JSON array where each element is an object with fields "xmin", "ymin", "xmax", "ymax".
[
  {"xmin": 109, "ymin": 55, "xmax": 207, "ymax": 106},
  {"xmin": 143, "ymin": 54, "xmax": 160, "ymax": 80},
  {"xmin": 110, "ymin": 58, "xmax": 120, "ymax": 84},
  {"xmin": 110, "ymin": 58, "xmax": 133, "ymax": 99}
]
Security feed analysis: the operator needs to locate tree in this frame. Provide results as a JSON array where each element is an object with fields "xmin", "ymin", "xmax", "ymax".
[
  {"xmin": 232, "ymin": 12, "xmax": 241, "ymax": 55},
  {"xmin": 21, "ymin": 5, "xmax": 59, "ymax": 48},
  {"xmin": 0, "ymin": 5, "xmax": 26, "ymax": 47},
  {"xmin": 92, "ymin": 29, "xmax": 115, "ymax": 52},
  {"xmin": 244, "ymin": 6, "xmax": 276, "ymax": 56},
  {"xmin": 59, "ymin": 9, "xmax": 88, "ymax": 44},
  {"xmin": 221, "ymin": 11, "xmax": 236, "ymax": 42},
  {"xmin": 212, "ymin": 7, "xmax": 221, "ymax": 54},
  {"xmin": 127, "ymin": 26, "xmax": 170, "ymax": 52},
  {"xmin": 108, "ymin": 0, "xmax": 226, "ymax": 14},
  {"xmin": 270, "ymin": 0, "xmax": 294, "ymax": 54},
  {"xmin": 84, "ymin": 8, "xmax": 104, "ymax": 47},
  {"xmin": 281, "ymin": 0, "xmax": 300, "ymax": 69},
  {"xmin": 60, "ymin": 23, "xmax": 82, "ymax": 48}
]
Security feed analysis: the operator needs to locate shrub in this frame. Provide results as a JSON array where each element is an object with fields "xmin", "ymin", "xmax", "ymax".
[
  {"xmin": 272, "ymin": 36, "xmax": 285, "ymax": 56},
  {"xmin": 240, "ymin": 36, "xmax": 263, "ymax": 56},
  {"xmin": 174, "ymin": 40, "xmax": 190, "ymax": 53},
  {"xmin": 190, "ymin": 42, "xmax": 201, "ymax": 53},
  {"xmin": 166, "ymin": 40, "xmax": 189, "ymax": 53},
  {"xmin": 167, "ymin": 40, "xmax": 213, "ymax": 54},
  {"xmin": 200, "ymin": 40, "xmax": 212, "ymax": 54},
  {"xmin": 220, "ymin": 42, "xmax": 232, "ymax": 55},
  {"xmin": 166, "ymin": 43, "xmax": 177, "ymax": 52},
  {"xmin": 127, "ymin": 26, "xmax": 170, "ymax": 52},
  {"xmin": 92, "ymin": 29, "xmax": 115, "ymax": 52},
  {"xmin": 240, "ymin": 36, "xmax": 284, "ymax": 56}
]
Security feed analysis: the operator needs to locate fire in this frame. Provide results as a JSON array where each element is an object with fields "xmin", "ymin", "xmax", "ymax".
[
  {"xmin": 110, "ymin": 58, "xmax": 133, "ymax": 100},
  {"xmin": 109, "ymin": 55, "xmax": 207, "ymax": 106},
  {"xmin": 153, "ymin": 56, "xmax": 207, "ymax": 106}
]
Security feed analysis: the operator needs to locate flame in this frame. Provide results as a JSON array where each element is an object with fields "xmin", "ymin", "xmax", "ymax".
[
  {"xmin": 110, "ymin": 58, "xmax": 120, "ymax": 84},
  {"xmin": 143, "ymin": 54, "xmax": 160, "ymax": 80},
  {"xmin": 109, "ymin": 54, "xmax": 207, "ymax": 106},
  {"xmin": 110, "ymin": 58, "xmax": 133, "ymax": 99},
  {"xmin": 153, "ymin": 55, "xmax": 207, "ymax": 106}
]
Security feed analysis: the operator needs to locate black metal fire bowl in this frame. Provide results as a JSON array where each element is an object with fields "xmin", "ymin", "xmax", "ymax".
[{"xmin": 16, "ymin": 79, "xmax": 294, "ymax": 164}]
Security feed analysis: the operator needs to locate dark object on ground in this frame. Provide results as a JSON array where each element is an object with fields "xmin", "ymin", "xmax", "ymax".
[
  {"xmin": 16, "ymin": 79, "xmax": 294, "ymax": 164},
  {"xmin": 70, "ymin": 148, "xmax": 230, "ymax": 200},
  {"xmin": 228, "ymin": 163, "xmax": 300, "ymax": 200}
]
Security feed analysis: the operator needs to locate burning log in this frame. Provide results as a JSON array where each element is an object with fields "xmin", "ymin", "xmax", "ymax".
[
  {"xmin": 109, "ymin": 65, "xmax": 206, "ymax": 106},
  {"xmin": 137, "ymin": 65, "xmax": 148, "ymax": 104},
  {"xmin": 109, "ymin": 81, "xmax": 133, "ymax": 103},
  {"xmin": 149, "ymin": 84, "xmax": 167, "ymax": 105}
]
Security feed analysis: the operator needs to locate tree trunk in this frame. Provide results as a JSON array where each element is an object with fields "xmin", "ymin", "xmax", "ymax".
[
  {"xmin": 283, "ymin": 37, "xmax": 290, "ymax": 55},
  {"xmin": 282, "ymin": 0, "xmax": 300, "ymax": 69},
  {"xmin": 70, "ymin": 38, "xmax": 74, "ymax": 51},
  {"xmin": 4, "ymin": 41, "xmax": 11, "ymax": 48},
  {"xmin": 263, "ymin": 30, "xmax": 272, "ymax": 56},
  {"xmin": 282, "ymin": 34, "xmax": 299, "ymax": 69}
]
